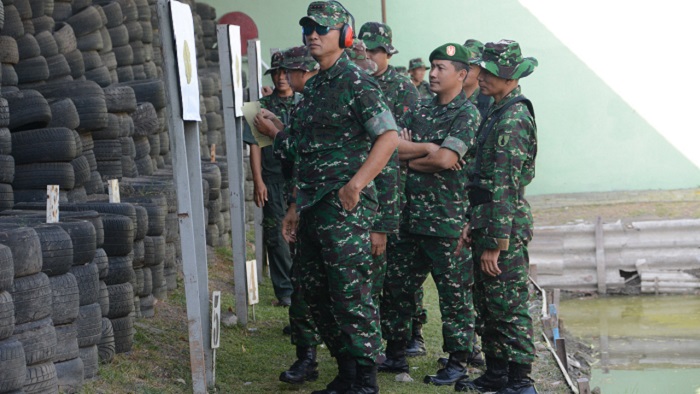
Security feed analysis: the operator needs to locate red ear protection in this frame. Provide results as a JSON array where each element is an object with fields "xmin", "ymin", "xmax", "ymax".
[{"xmin": 340, "ymin": 24, "xmax": 353, "ymax": 48}]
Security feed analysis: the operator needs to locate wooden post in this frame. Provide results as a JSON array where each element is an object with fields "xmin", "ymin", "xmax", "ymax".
[
  {"xmin": 595, "ymin": 216, "xmax": 607, "ymax": 295},
  {"xmin": 381, "ymin": 0, "xmax": 386, "ymax": 23},
  {"xmin": 541, "ymin": 316, "xmax": 553, "ymax": 340},
  {"xmin": 218, "ymin": 25, "xmax": 249, "ymax": 327},
  {"xmin": 47, "ymin": 185, "xmax": 59, "ymax": 223},
  {"xmin": 529, "ymin": 264, "xmax": 538, "ymax": 284},
  {"xmin": 555, "ymin": 338, "xmax": 568, "ymax": 371},
  {"xmin": 157, "ymin": 0, "xmax": 211, "ymax": 391},
  {"xmin": 577, "ymin": 378, "xmax": 591, "ymax": 394},
  {"xmin": 108, "ymin": 179, "xmax": 120, "ymax": 203},
  {"xmin": 247, "ymin": 39, "xmax": 265, "ymax": 284}
]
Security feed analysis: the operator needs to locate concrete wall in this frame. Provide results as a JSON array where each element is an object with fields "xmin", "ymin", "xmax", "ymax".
[{"xmin": 205, "ymin": 0, "xmax": 700, "ymax": 195}]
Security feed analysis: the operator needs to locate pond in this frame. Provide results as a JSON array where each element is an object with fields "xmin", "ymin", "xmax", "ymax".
[{"xmin": 559, "ymin": 295, "xmax": 700, "ymax": 394}]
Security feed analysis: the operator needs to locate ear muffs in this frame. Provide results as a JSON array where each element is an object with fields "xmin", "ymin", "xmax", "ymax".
[{"xmin": 339, "ymin": 24, "xmax": 353, "ymax": 48}]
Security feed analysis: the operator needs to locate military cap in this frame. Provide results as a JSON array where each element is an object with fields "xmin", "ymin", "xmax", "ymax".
[
  {"xmin": 408, "ymin": 57, "xmax": 429, "ymax": 71},
  {"xmin": 281, "ymin": 45, "xmax": 319, "ymax": 72},
  {"xmin": 299, "ymin": 1, "xmax": 349, "ymax": 27},
  {"xmin": 395, "ymin": 65, "xmax": 408, "ymax": 75},
  {"xmin": 345, "ymin": 39, "xmax": 377, "ymax": 74},
  {"xmin": 429, "ymin": 43, "xmax": 472, "ymax": 66},
  {"xmin": 358, "ymin": 22, "xmax": 398, "ymax": 55},
  {"xmin": 480, "ymin": 39, "xmax": 537, "ymax": 79},
  {"xmin": 264, "ymin": 51, "xmax": 284, "ymax": 75},
  {"xmin": 463, "ymin": 39, "xmax": 485, "ymax": 55}
]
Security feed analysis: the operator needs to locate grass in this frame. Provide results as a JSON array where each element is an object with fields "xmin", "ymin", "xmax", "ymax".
[{"xmin": 83, "ymin": 242, "xmax": 572, "ymax": 393}]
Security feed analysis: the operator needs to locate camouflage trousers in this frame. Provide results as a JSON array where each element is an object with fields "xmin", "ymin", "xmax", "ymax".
[
  {"xmin": 381, "ymin": 233, "xmax": 474, "ymax": 353},
  {"xmin": 386, "ymin": 233, "xmax": 428, "ymax": 332},
  {"xmin": 296, "ymin": 192, "xmax": 382, "ymax": 366},
  {"xmin": 262, "ymin": 182, "xmax": 293, "ymax": 300},
  {"xmin": 472, "ymin": 240, "xmax": 535, "ymax": 364},
  {"xmin": 289, "ymin": 243, "xmax": 322, "ymax": 347}
]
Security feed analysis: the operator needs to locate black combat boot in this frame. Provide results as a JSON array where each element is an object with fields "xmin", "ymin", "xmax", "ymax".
[
  {"xmin": 406, "ymin": 323, "xmax": 426, "ymax": 357},
  {"xmin": 454, "ymin": 355, "xmax": 508, "ymax": 392},
  {"xmin": 279, "ymin": 346, "xmax": 319, "ymax": 384},
  {"xmin": 311, "ymin": 355, "xmax": 356, "ymax": 394},
  {"xmin": 439, "ymin": 336, "xmax": 485, "ymax": 367},
  {"xmin": 377, "ymin": 340, "xmax": 409, "ymax": 374},
  {"xmin": 495, "ymin": 362, "xmax": 537, "ymax": 394},
  {"xmin": 346, "ymin": 363, "xmax": 379, "ymax": 394},
  {"xmin": 423, "ymin": 351, "xmax": 468, "ymax": 386}
]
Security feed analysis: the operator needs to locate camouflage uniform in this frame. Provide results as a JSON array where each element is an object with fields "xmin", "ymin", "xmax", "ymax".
[
  {"xmin": 274, "ymin": 52, "xmax": 398, "ymax": 366},
  {"xmin": 408, "ymin": 57, "xmax": 434, "ymax": 100},
  {"xmin": 380, "ymin": 89, "xmax": 480, "ymax": 353},
  {"xmin": 468, "ymin": 40, "xmax": 538, "ymax": 367}
]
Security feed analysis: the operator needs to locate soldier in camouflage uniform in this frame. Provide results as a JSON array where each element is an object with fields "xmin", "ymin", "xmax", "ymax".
[
  {"xmin": 462, "ymin": 39, "xmax": 493, "ymax": 119},
  {"xmin": 358, "ymin": 21, "xmax": 418, "ymax": 311},
  {"xmin": 454, "ymin": 39, "xmax": 538, "ymax": 394},
  {"xmin": 257, "ymin": 3, "xmax": 399, "ymax": 393},
  {"xmin": 346, "ymin": 39, "xmax": 378, "ymax": 74},
  {"xmin": 253, "ymin": 46, "xmax": 326, "ymax": 386},
  {"xmin": 379, "ymin": 43, "xmax": 480, "ymax": 387},
  {"xmin": 408, "ymin": 57, "xmax": 434, "ymax": 99},
  {"xmin": 244, "ymin": 50, "xmax": 297, "ymax": 309}
]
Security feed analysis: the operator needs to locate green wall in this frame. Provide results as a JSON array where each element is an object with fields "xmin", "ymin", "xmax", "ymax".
[{"xmin": 204, "ymin": 0, "xmax": 700, "ymax": 195}]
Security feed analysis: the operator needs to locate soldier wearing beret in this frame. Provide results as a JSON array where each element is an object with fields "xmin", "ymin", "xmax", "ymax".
[
  {"xmin": 257, "ymin": 2, "xmax": 399, "ymax": 393},
  {"xmin": 408, "ymin": 57, "xmax": 434, "ymax": 99},
  {"xmin": 379, "ymin": 43, "xmax": 480, "ymax": 387},
  {"xmin": 455, "ymin": 39, "xmax": 538, "ymax": 394}
]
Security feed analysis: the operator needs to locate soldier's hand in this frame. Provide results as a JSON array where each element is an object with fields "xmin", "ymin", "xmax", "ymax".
[
  {"xmin": 338, "ymin": 184, "xmax": 360, "ymax": 211},
  {"xmin": 455, "ymin": 225, "xmax": 471, "ymax": 255},
  {"xmin": 400, "ymin": 128, "xmax": 413, "ymax": 141},
  {"xmin": 450, "ymin": 159, "xmax": 466, "ymax": 171},
  {"xmin": 426, "ymin": 142, "xmax": 441, "ymax": 154},
  {"xmin": 480, "ymin": 248, "xmax": 502, "ymax": 277},
  {"xmin": 253, "ymin": 180, "xmax": 267, "ymax": 207},
  {"xmin": 282, "ymin": 205, "xmax": 299, "ymax": 243},
  {"xmin": 254, "ymin": 113, "xmax": 277, "ymax": 138},
  {"xmin": 370, "ymin": 232, "xmax": 387, "ymax": 257},
  {"xmin": 261, "ymin": 86, "xmax": 274, "ymax": 97}
]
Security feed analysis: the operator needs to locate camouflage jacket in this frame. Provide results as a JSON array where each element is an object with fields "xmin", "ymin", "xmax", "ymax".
[
  {"xmin": 243, "ymin": 91, "xmax": 300, "ymax": 184},
  {"xmin": 403, "ymin": 91, "xmax": 480, "ymax": 238},
  {"xmin": 414, "ymin": 80, "xmax": 434, "ymax": 100},
  {"xmin": 273, "ymin": 53, "xmax": 398, "ymax": 212},
  {"xmin": 468, "ymin": 86, "xmax": 537, "ymax": 250},
  {"xmin": 468, "ymin": 87, "xmax": 493, "ymax": 120},
  {"xmin": 372, "ymin": 65, "xmax": 418, "ymax": 233}
]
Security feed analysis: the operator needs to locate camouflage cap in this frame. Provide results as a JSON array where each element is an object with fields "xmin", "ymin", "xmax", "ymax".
[
  {"xmin": 345, "ymin": 39, "xmax": 377, "ymax": 74},
  {"xmin": 463, "ymin": 39, "xmax": 484, "ymax": 64},
  {"xmin": 429, "ymin": 43, "xmax": 472, "ymax": 66},
  {"xmin": 264, "ymin": 51, "xmax": 284, "ymax": 75},
  {"xmin": 480, "ymin": 39, "xmax": 538, "ymax": 79},
  {"xmin": 299, "ymin": 1, "xmax": 349, "ymax": 27},
  {"xmin": 280, "ymin": 45, "xmax": 319, "ymax": 72},
  {"xmin": 408, "ymin": 57, "xmax": 429, "ymax": 71},
  {"xmin": 395, "ymin": 65, "xmax": 408, "ymax": 75},
  {"xmin": 358, "ymin": 22, "xmax": 398, "ymax": 55}
]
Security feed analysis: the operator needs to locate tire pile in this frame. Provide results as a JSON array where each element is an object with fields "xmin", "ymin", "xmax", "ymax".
[{"xmin": 0, "ymin": 0, "xmax": 235, "ymax": 391}]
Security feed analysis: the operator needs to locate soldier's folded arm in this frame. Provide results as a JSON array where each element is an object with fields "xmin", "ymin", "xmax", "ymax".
[
  {"xmin": 397, "ymin": 139, "xmax": 440, "ymax": 161},
  {"xmin": 407, "ymin": 136, "xmax": 468, "ymax": 173}
]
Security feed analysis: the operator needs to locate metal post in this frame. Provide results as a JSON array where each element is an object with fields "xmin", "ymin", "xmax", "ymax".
[
  {"xmin": 247, "ymin": 39, "xmax": 265, "ymax": 284},
  {"xmin": 595, "ymin": 216, "xmax": 607, "ymax": 294},
  {"xmin": 156, "ymin": 0, "xmax": 211, "ymax": 390},
  {"xmin": 381, "ymin": 0, "xmax": 386, "ymax": 23},
  {"xmin": 217, "ymin": 25, "xmax": 249, "ymax": 326}
]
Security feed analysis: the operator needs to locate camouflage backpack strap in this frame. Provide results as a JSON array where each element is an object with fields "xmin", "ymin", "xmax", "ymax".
[{"xmin": 468, "ymin": 95, "xmax": 534, "ymax": 205}]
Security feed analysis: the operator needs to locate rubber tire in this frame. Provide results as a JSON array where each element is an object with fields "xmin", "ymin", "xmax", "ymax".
[
  {"xmin": 0, "ymin": 36, "xmax": 19, "ymax": 64},
  {"xmin": 13, "ymin": 316, "xmax": 56, "ymax": 365},
  {"xmin": 53, "ymin": 322, "xmax": 79, "ymax": 363},
  {"xmin": 10, "ymin": 127, "xmax": 78, "ymax": 164},
  {"xmin": 11, "ymin": 272, "xmax": 51, "ymax": 325},
  {"xmin": 24, "ymin": 360, "xmax": 58, "ymax": 394},
  {"xmin": 49, "ymin": 272, "xmax": 79, "ymax": 325},
  {"xmin": 4, "ymin": 89, "xmax": 51, "ymax": 132},
  {"xmin": 76, "ymin": 303, "xmax": 101, "ymax": 348},
  {"xmin": 53, "ymin": 220, "xmax": 97, "ymax": 265},
  {"xmin": 0, "ymin": 290, "xmax": 15, "ymax": 340},
  {"xmin": 93, "ymin": 248, "xmax": 109, "ymax": 279},
  {"xmin": 110, "ymin": 313, "xmax": 134, "ymax": 354},
  {"xmin": 0, "ymin": 338, "xmax": 27, "ymax": 392},
  {"xmin": 54, "ymin": 356, "xmax": 84, "ymax": 393},
  {"xmin": 105, "ymin": 282, "xmax": 133, "ymax": 318},
  {"xmin": 47, "ymin": 98, "xmax": 80, "ymax": 130},
  {"xmin": 79, "ymin": 344, "xmax": 98, "ymax": 379},
  {"xmin": 35, "ymin": 31, "xmax": 58, "ymax": 57},
  {"xmin": 101, "ymin": 214, "xmax": 134, "ymax": 256},
  {"xmin": 102, "ymin": 1, "xmax": 123, "ymax": 28},
  {"xmin": 0, "ymin": 155, "xmax": 13, "ymax": 184},
  {"xmin": 116, "ymin": 79, "xmax": 165, "ymax": 109},
  {"xmin": 98, "ymin": 280, "xmax": 109, "ymax": 316},
  {"xmin": 66, "ymin": 6, "xmax": 103, "ymax": 37},
  {"xmin": 17, "ymin": 33, "xmax": 40, "ymax": 60},
  {"xmin": 98, "ymin": 317, "xmax": 114, "ymax": 363},
  {"xmin": 0, "ymin": 226, "xmax": 42, "ymax": 278},
  {"xmin": 53, "ymin": 22, "xmax": 77, "ymax": 54},
  {"xmin": 104, "ymin": 253, "xmax": 134, "ymax": 286},
  {"xmin": 69, "ymin": 261, "xmax": 99, "ymax": 306}
]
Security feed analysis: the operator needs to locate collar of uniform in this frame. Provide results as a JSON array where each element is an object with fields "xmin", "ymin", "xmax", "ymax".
[
  {"xmin": 431, "ymin": 89, "xmax": 468, "ymax": 109},
  {"xmin": 313, "ymin": 52, "xmax": 351, "ymax": 86},
  {"xmin": 376, "ymin": 64, "xmax": 396, "ymax": 81},
  {"xmin": 491, "ymin": 85, "xmax": 522, "ymax": 111}
]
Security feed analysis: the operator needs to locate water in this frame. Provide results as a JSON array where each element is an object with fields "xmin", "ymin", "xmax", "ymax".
[{"xmin": 559, "ymin": 295, "xmax": 700, "ymax": 394}]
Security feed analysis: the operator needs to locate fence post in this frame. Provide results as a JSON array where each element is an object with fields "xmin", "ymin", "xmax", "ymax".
[{"xmin": 595, "ymin": 216, "xmax": 607, "ymax": 294}]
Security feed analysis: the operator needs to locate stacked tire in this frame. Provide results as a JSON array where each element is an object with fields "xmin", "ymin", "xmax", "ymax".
[
  {"xmin": 0, "ymin": 241, "xmax": 26, "ymax": 394},
  {"xmin": 195, "ymin": 2, "xmax": 217, "ymax": 66}
]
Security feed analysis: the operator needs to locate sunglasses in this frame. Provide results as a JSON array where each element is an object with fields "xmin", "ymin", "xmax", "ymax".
[{"xmin": 302, "ymin": 24, "xmax": 341, "ymax": 36}]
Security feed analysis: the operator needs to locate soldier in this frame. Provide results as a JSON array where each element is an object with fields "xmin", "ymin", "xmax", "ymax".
[
  {"xmin": 254, "ymin": 46, "xmax": 326, "ymax": 386},
  {"xmin": 358, "ymin": 20, "xmax": 418, "ymax": 306},
  {"xmin": 244, "ymin": 50, "xmax": 295, "ymax": 308},
  {"xmin": 462, "ymin": 39, "xmax": 493, "ymax": 119},
  {"xmin": 454, "ymin": 39, "xmax": 538, "ymax": 394},
  {"xmin": 408, "ymin": 57, "xmax": 434, "ymax": 99},
  {"xmin": 257, "ymin": 2, "xmax": 399, "ymax": 393},
  {"xmin": 346, "ymin": 39, "xmax": 378, "ymax": 74},
  {"xmin": 379, "ymin": 43, "xmax": 480, "ymax": 387},
  {"xmin": 395, "ymin": 65, "xmax": 408, "ymax": 77},
  {"xmin": 357, "ymin": 20, "xmax": 427, "ymax": 358}
]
